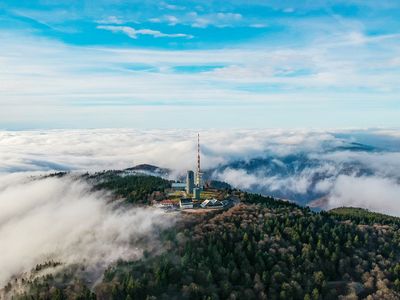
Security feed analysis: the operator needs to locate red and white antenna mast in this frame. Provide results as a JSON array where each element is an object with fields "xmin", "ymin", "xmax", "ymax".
[{"xmin": 196, "ymin": 133, "xmax": 202, "ymax": 187}]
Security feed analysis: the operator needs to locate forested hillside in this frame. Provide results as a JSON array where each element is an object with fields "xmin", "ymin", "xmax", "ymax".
[
  {"xmin": 88, "ymin": 171, "xmax": 171, "ymax": 204},
  {"xmin": 328, "ymin": 207, "xmax": 400, "ymax": 226},
  {"xmin": 98, "ymin": 194, "xmax": 400, "ymax": 299},
  {"xmin": 7, "ymin": 191, "xmax": 400, "ymax": 300}
]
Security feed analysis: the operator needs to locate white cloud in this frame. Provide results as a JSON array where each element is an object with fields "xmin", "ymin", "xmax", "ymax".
[
  {"xmin": 149, "ymin": 17, "xmax": 161, "ymax": 23},
  {"xmin": 314, "ymin": 151, "xmax": 400, "ymax": 178},
  {"xmin": 165, "ymin": 15, "xmax": 179, "ymax": 25},
  {"xmin": 1, "ymin": 129, "xmax": 399, "ymax": 211},
  {"xmin": 0, "ymin": 174, "xmax": 176, "ymax": 286},
  {"xmin": 151, "ymin": 11, "xmax": 245, "ymax": 28},
  {"xmin": 283, "ymin": 8, "xmax": 295, "ymax": 13},
  {"xmin": 213, "ymin": 164, "xmax": 336, "ymax": 196},
  {"xmin": 1, "ymin": 29, "xmax": 400, "ymax": 128},
  {"xmin": 96, "ymin": 16, "xmax": 125, "ymax": 25},
  {"xmin": 160, "ymin": 2, "xmax": 186, "ymax": 11},
  {"xmin": 97, "ymin": 25, "xmax": 193, "ymax": 39},
  {"xmin": 215, "ymin": 168, "xmax": 258, "ymax": 189},
  {"xmin": 326, "ymin": 175, "xmax": 400, "ymax": 216},
  {"xmin": 314, "ymin": 178, "xmax": 335, "ymax": 193},
  {"xmin": 249, "ymin": 23, "xmax": 268, "ymax": 28},
  {"xmin": 187, "ymin": 12, "xmax": 243, "ymax": 28},
  {"xmin": 1, "ymin": 128, "xmax": 398, "ymax": 175}
]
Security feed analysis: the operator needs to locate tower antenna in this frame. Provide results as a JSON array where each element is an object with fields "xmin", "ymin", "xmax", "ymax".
[{"xmin": 196, "ymin": 133, "xmax": 202, "ymax": 187}]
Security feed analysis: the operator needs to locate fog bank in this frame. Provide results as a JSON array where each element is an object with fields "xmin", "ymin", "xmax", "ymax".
[
  {"xmin": 1, "ymin": 128, "xmax": 400, "ymax": 216},
  {"xmin": 326, "ymin": 175, "xmax": 400, "ymax": 216},
  {"xmin": 0, "ymin": 174, "xmax": 175, "ymax": 286}
]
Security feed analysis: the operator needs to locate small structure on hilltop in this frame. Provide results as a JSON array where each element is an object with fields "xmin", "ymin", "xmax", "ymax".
[
  {"xmin": 221, "ymin": 199, "xmax": 234, "ymax": 208},
  {"xmin": 192, "ymin": 187, "xmax": 201, "ymax": 200},
  {"xmin": 200, "ymin": 198, "xmax": 223, "ymax": 209},
  {"xmin": 172, "ymin": 134, "xmax": 204, "ymax": 204},
  {"xmin": 180, "ymin": 198, "xmax": 194, "ymax": 209},
  {"xmin": 155, "ymin": 199, "xmax": 177, "ymax": 209},
  {"xmin": 171, "ymin": 182, "xmax": 186, "ymax": 191},
  {"xmin": 186, "ymin": 170, "xmax": 194, "ymax": 194}
]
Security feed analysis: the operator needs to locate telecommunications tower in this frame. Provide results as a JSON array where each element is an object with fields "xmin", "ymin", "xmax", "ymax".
[{"xmin": 195, "ymin": 133, "xmax": 202, "ymax": 188}]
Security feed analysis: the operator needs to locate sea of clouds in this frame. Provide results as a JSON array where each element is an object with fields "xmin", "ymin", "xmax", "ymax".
[
  {"xmin": 1, "ymin": 129, "xmax": 400, "ymax": 212},
  {"xmin": 1, "ymin": 128, "xmax": 400, "ymax": 286}
]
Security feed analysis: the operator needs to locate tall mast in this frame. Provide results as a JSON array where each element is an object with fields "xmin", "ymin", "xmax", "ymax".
[{"xmin": 196, "ymin": 133, "xmax": 202, "ymax": 187}]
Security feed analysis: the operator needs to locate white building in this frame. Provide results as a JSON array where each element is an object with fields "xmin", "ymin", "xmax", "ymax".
[
  {"xmin": 180, "ymin": 198, "xmax": 193, "ymax": 209},
  {"xmin": 200, "ymin": 198, "xmax": 223, "ymax": 209}
]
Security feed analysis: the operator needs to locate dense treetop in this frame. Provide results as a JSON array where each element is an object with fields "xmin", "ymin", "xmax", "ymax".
[
  {"xmin": 88, "ymin": 171, "xmax": 171, "ymax": 204},
  {"xmin": 328, "ymin": 207, "xmax": 400, "ymax": 227}
]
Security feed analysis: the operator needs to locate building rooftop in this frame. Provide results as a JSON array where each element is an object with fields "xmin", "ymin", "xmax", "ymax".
[
  {"xmin": 180, "ymin": 198, "xmax": 193, "ymax": 204},
  {"xmin": 159, "ymin": 200, "xmax": 175, "ymax": 205},
  {"xmin": 201, "ymin": 198, "xmax": 223, "ymax": 208},
  {"xmin": 172, "ymin": 182, "xmax": 186, "ymax": 187}
]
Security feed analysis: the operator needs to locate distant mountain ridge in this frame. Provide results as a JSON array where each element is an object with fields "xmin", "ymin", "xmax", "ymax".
[
  {"xmin": 120, "ymin": 139, "xmax": 397, "ymax": 209},
  {"xmin": 125, "ymin": 164, "xmax": 170, "ymax": 177},
  {"xmin": 207, "ymin": 153, "xmax": 374, "ymax": 204}
]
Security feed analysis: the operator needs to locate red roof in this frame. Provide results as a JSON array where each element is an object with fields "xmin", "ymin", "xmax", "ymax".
[{"xmin": 160, "ymin": 200, "xmax": 175, "ymax": 204}]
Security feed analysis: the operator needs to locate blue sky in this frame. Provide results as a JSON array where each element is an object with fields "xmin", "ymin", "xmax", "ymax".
[{"xmin": 0, "ymin": 0, "xmax": 400, "ymax": 129}]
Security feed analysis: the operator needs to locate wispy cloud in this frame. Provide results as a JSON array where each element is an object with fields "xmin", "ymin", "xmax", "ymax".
[
  {"xmin": 188, "ymin": 12, "xmax": 243, "ymax": 28},
  {"xmin": 160, "ymin": 2, "xmax": 186, "ymax": 11},
  {"xmin": 1, "ymin": 28, "xmax": 400, "ymax": 128},
  {"xmin": 97, "ymin": 25, "xmax": 193, "ymax": 39},
  {"xmin": 153, "ymin": 11, "xmax": 244, "ymax": 28},
  {"xmin": 2, "ymin": 1, "xmax": 400, "ymax": 128},
  {"xmin": 96, "ymin": 15, "xmax": 124, "ymax": 25}
]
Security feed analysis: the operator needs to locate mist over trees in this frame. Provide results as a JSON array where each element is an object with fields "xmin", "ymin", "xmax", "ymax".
[
  {"xmin": 0, "ymin": 174, "xmax": 176, "ymax": 296},
  {"xmin": 12, "ymin": 191, "xmax": 400, "ymax": 300}
]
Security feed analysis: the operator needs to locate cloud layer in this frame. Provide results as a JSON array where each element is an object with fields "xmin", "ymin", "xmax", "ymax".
[
  {"xmin": 1, "ymin": 20, "xmax": 400, "ymax": 128},
  {"xmin": 326, "ymin": 175, "xmax": 400, "ymax": 216},
  {"xmin": 0, "ymin": 173, "xmax": 175, "ymax": 286},
  {"xmin": 1, "ymin": 128, "xmax": 400, "ymax": 288},
  {"xmin": 1, "ymin": 128, "xmax": 400, "ymax": 217},
  {"xmin": 0, "ymin": 128, "xmax": 350, "ymax": 174}
]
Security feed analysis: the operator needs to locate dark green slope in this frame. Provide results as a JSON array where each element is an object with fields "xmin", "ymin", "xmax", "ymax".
[
  {"xmin": 328, "ymin": 207, "xmax": 400, "ymax": 226},
  {"xmin": 96, "ymin": 196, "xmax": 400, "ymax": 300},
  {"xmin": 7, "ymin": 179, "xmax": 400, "ymax": 300}
]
